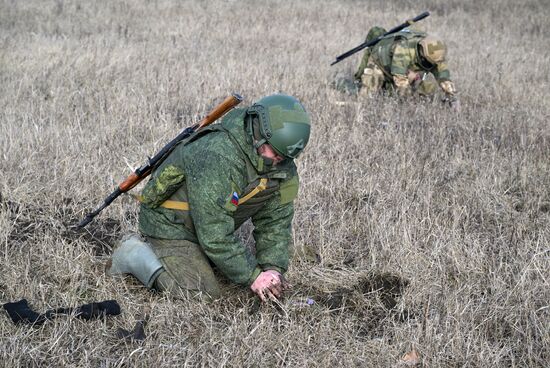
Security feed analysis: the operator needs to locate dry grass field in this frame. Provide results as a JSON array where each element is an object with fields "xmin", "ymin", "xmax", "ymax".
[{"xmin": 1, "ymin": 0, "xmax": 549, "ymax": 366}]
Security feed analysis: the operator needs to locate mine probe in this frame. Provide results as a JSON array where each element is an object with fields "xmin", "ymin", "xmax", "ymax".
[{"xmin": 330, "ymin": 11, "xmax": 430, "ymax": 66}]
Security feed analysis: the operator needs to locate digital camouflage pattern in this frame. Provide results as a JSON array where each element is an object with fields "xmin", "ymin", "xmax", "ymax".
[
  {"xmin": 138, "ymin": 108, "xmax": 299, "ymax": 286},
  {"xmin": 148, "ymin": 237, "xmax": 222, "ymax": 299},
  {"xmin": 357, "ymin": 28, "xmax": 456, "ymax": 99}
]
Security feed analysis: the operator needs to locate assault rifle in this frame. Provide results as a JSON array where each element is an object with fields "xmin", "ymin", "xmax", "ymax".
[
  {"xmin": 75, "ymin": 93, "xmax": 243, "ymax": 229},
  {"xmin": 330, "ymin": 11, "xmax": 430, "ymax": 66}
]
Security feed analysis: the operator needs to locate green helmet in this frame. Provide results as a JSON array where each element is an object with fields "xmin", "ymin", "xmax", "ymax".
[
  {"xmin": 247, "ymin": 94, "xmax": 311, "ymax": 159},
  {"xmin": 418, "ymin": 36, "xmax": 447, "ymax": 65}
]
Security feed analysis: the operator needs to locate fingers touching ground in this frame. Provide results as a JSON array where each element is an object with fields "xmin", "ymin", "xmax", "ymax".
[{"xmin": 250, "ymin": 270, "xmax": 287, "ymax": 302}]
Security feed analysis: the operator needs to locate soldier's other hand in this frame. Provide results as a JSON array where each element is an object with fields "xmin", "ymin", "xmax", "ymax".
[{"xmin": 251, "ymin": 270, "xmax": 285, "ymax": 302}]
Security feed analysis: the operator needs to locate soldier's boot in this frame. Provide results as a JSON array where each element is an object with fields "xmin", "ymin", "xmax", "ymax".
[{"xmin": 107, "ymin": 234, "xmax": 164, "ymax": 289}]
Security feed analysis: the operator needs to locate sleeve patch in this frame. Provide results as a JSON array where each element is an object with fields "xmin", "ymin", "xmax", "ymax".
[{"xmin": 217, "ymin": 182, "xmax": 241, "ymax": 212}]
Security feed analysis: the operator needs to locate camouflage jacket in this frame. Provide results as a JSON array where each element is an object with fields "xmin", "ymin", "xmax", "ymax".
[
  {"xmin": 138, "ymin": 108, "xmax": 299, "ymax": 286},
  {"xmin": 363, "ymin": 31, "xmax": 452, "ymax": 85}
]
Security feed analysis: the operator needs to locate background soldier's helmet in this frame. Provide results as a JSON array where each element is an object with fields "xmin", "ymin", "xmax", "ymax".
[
  {"xmin": 247, "ymin": 94, "xmax": 311, "ymax": 159},
  {"xmin": 418, "ymin": 36, "xmax": 447, "ymax": 65}
]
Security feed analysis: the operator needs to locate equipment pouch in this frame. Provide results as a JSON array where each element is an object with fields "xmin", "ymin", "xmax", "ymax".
[{"xmin": 279, "ymin": 176, "xmax": 299, "ymax": 204}]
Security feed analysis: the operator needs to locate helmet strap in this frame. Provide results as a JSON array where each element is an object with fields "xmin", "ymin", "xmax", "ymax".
[
  {"xmin": 246, "ymin": 113, "xmax": 268, "ymax": 149},
  {"xmin": 417, "ymin": 43, "xmax": 435, "ymax": 70},
  {"xmin": 254, "ymin": 138, "xmax": 267, "ymax": 149}
]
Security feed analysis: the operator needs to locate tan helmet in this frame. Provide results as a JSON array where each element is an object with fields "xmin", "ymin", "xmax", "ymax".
[{"xmin": 418, "ymin": 36, "xmax": 447, "ymax": 64}]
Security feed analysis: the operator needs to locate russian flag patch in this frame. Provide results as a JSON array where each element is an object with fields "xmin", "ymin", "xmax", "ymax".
[{"xmin": 230, "ymin": 192, "xmax": 239, "ymax": 206}]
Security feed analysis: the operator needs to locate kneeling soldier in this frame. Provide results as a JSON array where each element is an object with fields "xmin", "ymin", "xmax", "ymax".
[
  {"xmin": 108, "ymin": 94, "xmax": 311, "ymax": 302},
  {"xmin": 355, "ymin": 26, "xmax": 460, "ymax": 109}
]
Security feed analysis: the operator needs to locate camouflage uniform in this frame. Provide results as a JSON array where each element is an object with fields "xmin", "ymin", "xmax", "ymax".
[
  {"xmin": 354, "ymin": 26, "xmax": 387, "ymax": 81},
  {"xmin": 330, "ymin": 27, "xmax": 387, "ymax": 97},
  {"xmin": 137, "ymin": 108, "xmax": 299, "ymax": 299},
  {"xmin": 356, "ymin": 28, "xmax": 457, "ymax": 100}
]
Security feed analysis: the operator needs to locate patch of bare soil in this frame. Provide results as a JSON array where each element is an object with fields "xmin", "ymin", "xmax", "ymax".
[
  {"xmin": 1, "ymin": 193, "xmax": 120, "ymax": 255},
  {"xmin": 303, "ymin": 271, "xmax": 412, "ymax": 337},
  {"xmin": 63, "ymin": 217, "xmax": 121, "ymax": 256},
  {"xmin": 244, "ymin": 271, "xmax": 413, "ymax": 338}
]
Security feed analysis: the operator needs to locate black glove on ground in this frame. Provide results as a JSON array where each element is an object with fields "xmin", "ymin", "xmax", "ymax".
[
  {"xmin": 3, "ymin": 299, "xmax": 121, "ymax": 325},
  {"xmin": 116, "ymin": 320, "xmax": 147, "ymax": 341}
]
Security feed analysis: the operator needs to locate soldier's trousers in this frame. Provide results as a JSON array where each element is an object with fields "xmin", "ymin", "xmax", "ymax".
[
  {"xmin": 360, "ymin": 62, "xmax": 437, "ymax": 97},
  {"xmin": 146, "ymin": 237, "xmax": 222, "ymax": 300}
]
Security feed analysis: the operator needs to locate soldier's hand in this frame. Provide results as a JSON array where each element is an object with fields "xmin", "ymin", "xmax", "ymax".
[{"xmin": 250, "ymin": 270, "xmax": 286, "ymax": 302}]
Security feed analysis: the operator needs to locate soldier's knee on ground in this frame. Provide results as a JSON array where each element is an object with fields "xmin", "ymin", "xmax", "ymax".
[
  {"xmin": 154, "ymin": 270, "xmax": 221, "ymax": 301},
  {"xmin": 416, "ymin": 80, "xmax": 438, "ymax": 96},
  {"xmin": 147, "ymin": 238, "xmax": 222, "ymax": 301},
  {"xmin": 360, "ymin": 66, "xmax": 384, "ymax": 97}
]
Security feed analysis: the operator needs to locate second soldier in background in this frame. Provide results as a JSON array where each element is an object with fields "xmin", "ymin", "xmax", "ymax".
[{"xmin": 355, "ymin": 26, "xmax": 460, "ymax": 109}]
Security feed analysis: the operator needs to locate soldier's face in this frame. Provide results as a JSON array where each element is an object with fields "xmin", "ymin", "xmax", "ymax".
[{"xmin": 257, "ymin": 143, "xmax": 284, "ymax": 165}]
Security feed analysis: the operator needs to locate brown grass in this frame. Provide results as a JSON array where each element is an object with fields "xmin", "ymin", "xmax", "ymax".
[{"xmin": 1, "ymin": 0, "xmax": 549, "ymax": 366}]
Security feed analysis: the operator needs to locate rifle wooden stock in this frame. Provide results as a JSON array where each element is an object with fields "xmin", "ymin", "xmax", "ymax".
[
  {"xmin": 330, "ymin": 11, "xmax": 430, "ymax": 66},
  {"xmin": 198, "ymin": 94, "xmax": 244, "ymax": 129},
  {"xmin": 118, "ymin": 171, "xmax": 148, "ymax": 192},
  {"xmin": 76, "ymin": 93, "xmax": 243, "ymax": 229}
]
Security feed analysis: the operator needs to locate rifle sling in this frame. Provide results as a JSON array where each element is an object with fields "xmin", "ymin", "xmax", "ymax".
[{"xmin": 132, "ymin": 178, "xmax": 268, "ymax": 210}]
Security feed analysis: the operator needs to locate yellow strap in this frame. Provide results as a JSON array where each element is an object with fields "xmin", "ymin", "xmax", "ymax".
[
  {"xmin": 132, "ymin": 194, "xmax": 190, "ymax": 211},
  {"xmin": 131, "ymin": 178, "xmax": 268, "ymax": 210},
  {"xmin": 238, "ymin": 178, "xmax": 268, "ymax": 204}
]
